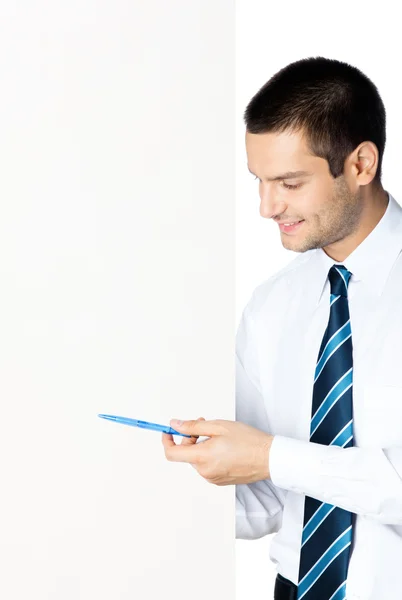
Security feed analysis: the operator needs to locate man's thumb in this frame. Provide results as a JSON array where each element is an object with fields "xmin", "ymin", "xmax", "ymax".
[{"xmin": 170, "ymin": 416, "xmax": 205, "ymax": 429}]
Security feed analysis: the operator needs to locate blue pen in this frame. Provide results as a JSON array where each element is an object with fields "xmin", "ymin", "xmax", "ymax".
[{"xmin": 98, "ymin": 414, "xmax": 192, "ymax": 438}]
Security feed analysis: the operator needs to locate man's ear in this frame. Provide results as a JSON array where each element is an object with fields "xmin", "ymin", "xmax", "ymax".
[{"xmin": 346, "ymin": 140, "xmax": 379, "ymax": 186}]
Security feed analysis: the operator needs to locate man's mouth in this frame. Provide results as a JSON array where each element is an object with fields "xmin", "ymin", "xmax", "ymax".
[{"xmin": 278, "ymin": 220, "xmax": 304, "ymax": 233}]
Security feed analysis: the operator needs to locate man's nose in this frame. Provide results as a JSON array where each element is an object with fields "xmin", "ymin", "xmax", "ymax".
[{"xmin": 259, "ymin": 189, "xmax": 286, "ymax": 220}]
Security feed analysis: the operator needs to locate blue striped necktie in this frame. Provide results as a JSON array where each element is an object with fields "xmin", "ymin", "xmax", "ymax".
[{"xmin": 296, "ymin": 264, "xmax": 355, "ymax": 600}]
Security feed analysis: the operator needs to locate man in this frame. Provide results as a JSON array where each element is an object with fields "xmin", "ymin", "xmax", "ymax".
[{"xmin": 162, "ymin": 56, "xmax": 402, "ymax": 600}]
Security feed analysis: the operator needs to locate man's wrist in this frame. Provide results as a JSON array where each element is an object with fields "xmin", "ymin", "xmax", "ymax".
[{"xmin": 261, "ymin": 434, "xmax": 274, "ymax": 480}]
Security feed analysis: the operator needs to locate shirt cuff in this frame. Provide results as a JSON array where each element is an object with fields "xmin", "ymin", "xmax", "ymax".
[{"xmin": 269, "ymin": 434, "xmax": 343, "ymax": 495}]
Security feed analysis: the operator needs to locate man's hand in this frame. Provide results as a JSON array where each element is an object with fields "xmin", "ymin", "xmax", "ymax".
[{"xmin": 161, "ymin": 417, "xmax": 274, "ymax": 486}]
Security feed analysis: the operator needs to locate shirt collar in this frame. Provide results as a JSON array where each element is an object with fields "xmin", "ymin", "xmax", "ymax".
[{"xmin": 312, "ymin": 191, "xmax": 402, "ymax": 307}]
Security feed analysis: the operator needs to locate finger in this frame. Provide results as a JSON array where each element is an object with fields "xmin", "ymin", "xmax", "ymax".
[
  {"xmin": 162, "ymin": 417, "xmax": 205, "ymax": 449},
  {"xmin": 164, "ymin": 417, "xmax": 207, "ymax": 463},
  {"xmin": 161, "ymin": 431, "xmax": 176, "ymax": 449},
  {"xmin": 180, "ymin": 417, "xmax": 205, "ymax": 446},
  {"xmin": 165, "ymin": 443, "xmax": 200, "ymax": 463},
  {"xmin": 170, "ymin": 417, "xmax": 220, "ymax": 438}
]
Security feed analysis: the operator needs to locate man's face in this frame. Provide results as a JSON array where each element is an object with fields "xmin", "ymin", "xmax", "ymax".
[{"xmin": 245, "ymin": 128, "xmax": 363, "ymax": 254}]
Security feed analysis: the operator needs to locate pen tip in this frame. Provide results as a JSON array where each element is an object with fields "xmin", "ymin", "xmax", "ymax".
[{"xmin": 98, "ymin": 414, "xmax": 117, "ymax": 421}]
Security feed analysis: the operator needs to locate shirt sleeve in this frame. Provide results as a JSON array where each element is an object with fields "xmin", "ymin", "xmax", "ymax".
[
  {"xmin": 269, "ymin": 434, "xmax": 402, "ymax": 525},
  {"xmin": 235, "ymin": 294, "xmax": 287, "ymax": 539}
]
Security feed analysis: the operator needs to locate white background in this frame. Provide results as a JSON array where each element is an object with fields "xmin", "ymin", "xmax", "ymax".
[
  {"xmin": 235, "ymin": 2, "xmax": 402, "ymax": 598},
  {"xmin": 0, "ymin": 2, "xmax": 234, "ymax": 598}
]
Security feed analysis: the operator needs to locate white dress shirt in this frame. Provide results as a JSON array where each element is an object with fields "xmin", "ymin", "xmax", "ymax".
[{"xmin": 235, "ymin": 191, "xmax": 402, "ymax": 600}]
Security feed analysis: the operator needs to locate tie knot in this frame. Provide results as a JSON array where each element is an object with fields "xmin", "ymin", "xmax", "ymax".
[{"xmin": 328, "ymin": 264, "xmax": 352, "ymax": 297}]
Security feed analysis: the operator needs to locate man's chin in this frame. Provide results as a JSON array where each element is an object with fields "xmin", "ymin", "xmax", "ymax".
[{"xmin": 280, "ymin": 236, "xmax": 316, "ymax": 254}]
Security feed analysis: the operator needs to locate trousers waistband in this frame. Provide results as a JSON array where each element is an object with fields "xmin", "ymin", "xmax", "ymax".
[{"xmin": 274, "ymin": 573, "xmax": 298, "ymax": 600}]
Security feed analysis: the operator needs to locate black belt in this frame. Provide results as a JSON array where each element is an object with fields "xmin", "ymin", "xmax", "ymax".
[{"xmin": 274, "ymin": 573, "xmax": 298, "ymax": 600}]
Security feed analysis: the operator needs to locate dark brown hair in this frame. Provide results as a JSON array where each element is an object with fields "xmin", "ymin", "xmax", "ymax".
[{"xmin": 244, "ymin": 56, "xmax": 386, "ymax": 183}]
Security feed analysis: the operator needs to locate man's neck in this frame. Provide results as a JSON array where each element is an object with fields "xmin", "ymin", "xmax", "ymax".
[{"xmin": 323, "ymin": 186, "xmax": 389, "ymax": 262}]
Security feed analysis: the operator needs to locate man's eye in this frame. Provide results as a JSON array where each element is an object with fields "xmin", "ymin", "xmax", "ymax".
[
  {"xmin": 281, "ymin": 182, "xmax": 302, "ymax": 190},
  {"xmin": 253, "ymin": 176, "xmax": 302, "ymax": 190}
]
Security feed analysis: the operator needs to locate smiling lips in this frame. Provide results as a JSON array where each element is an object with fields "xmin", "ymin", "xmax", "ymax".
[{"xmin": 278, "ymin": 220, "xmax": 304, "ymax": 233}]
